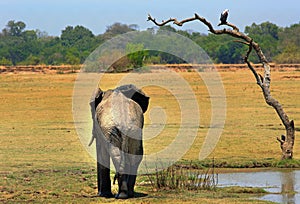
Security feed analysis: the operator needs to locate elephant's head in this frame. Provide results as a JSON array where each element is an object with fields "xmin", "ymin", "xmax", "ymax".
[
  {"xmin": 90, "ymin": 84, "xmax": 149, "ymax": 115},
  {"xmin": 115, "ymin": 84, "xmax": 149, "ymax": 113}
]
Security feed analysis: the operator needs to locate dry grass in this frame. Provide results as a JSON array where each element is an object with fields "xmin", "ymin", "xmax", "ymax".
[
  {"xmin": 211, "ymin": 69, "xmax": 300, "ymax": 160},
  {"xmin": 0, "ymin": 74, "xmax": 92, "ymax": 172},
  {"xmin": 0, "ymin": 68, "xmax": 299, "ymax": 203}
]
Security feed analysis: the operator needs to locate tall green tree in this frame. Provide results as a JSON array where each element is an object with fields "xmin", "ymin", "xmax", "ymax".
[
  {"xmin": 101, "ymin": 23, "xmax": 136, "ymax": 40},
  {"xmin": 60, "ymin": 25, "xmax": 95, "ymax": 63},
  {"xmin": 2, "ymin": 20, "xmax": 26, "ymax": 36},
  {"xmin": 61, "ymin": 25, "xmax": 94, "ymax": 47},
  {"xmin": 126, "ymin": 43, "xmax": 149, "ymax": 68},
  {"xmin": 245, "ymin": 22, "xmax": 280, "ymax": 62},
  {"xmin": 275, "ymin": 23, "xmax": 300, "ymax": 63}
]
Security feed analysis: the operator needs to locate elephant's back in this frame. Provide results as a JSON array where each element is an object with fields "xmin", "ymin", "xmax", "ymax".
[{"xmin": 96, "ymin": 90, "xmax": 144, "ymax": 132}]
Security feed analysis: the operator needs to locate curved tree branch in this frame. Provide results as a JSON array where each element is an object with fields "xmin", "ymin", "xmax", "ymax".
[
  {"xmin": 242, "ymin": 40, "xmax": 263, "ymax": 86},
  {"xmin": 148, "ymin": 13, "xmax": 296, "ymax": 159}
]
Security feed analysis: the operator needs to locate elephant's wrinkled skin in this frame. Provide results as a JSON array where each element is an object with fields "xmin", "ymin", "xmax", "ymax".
[{"xmin": 89, "ymin": 84, "xmax": 149, "ymax": 199}]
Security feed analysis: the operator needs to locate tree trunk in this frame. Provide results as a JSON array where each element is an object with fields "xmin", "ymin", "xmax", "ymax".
[{"xmin": 277, "ymin": 120, "xmax": 295, "ymax": 159}]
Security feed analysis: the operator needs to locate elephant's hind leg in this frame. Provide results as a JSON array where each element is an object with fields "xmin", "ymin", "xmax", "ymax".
[{"xmin": 96, "ymin": 135, "xmax": 113, "ymax": 198}]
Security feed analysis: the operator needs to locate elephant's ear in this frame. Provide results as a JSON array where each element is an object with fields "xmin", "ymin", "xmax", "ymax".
[
  {"xmin": 117, "ymin": 84, "xmax": 150, "ymax": 113},
  {"xmin": 132, "ymin": 90, "xmax": 150, "ymax": 113},
  {"xmin": 89, "ymin": 87, "xmax": 103, "ymax": 112}
]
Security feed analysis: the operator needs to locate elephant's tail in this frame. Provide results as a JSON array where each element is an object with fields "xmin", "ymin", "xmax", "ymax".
[{"xmin": 113, "ymin": 172, "xmax": 120, "ymax": 185}]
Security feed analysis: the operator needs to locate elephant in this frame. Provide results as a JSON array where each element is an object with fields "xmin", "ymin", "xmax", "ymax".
[{"xmin": 89, "ymin": 84, "xmax": 149, "ymax": 199}]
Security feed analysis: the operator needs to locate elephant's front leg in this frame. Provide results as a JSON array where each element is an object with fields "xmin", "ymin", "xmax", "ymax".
[
  {"xmin": 127, "ymin": 174, "xmax": 136, "ymax": 198},
  {"xmin": 127, "ymin": 153, "xmax": 143, "ymax": 198},
  {"xmin": 126, "ymin": 138, "xmax": 143, "ymax": 198},
  {"xmin": 96, "ymin": 135, "xmax": 113, "ymax": 198}
]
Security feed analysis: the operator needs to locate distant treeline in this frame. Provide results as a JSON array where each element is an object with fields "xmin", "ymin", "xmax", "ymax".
[{"xmin": 0, "ymin": 20, "xmax": 300, "ymax": 67}]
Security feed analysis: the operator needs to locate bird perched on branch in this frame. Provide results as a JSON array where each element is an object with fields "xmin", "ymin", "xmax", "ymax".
[{"xmin": 218, "ymin": 9, "xmax": 229, "ymax": 26}]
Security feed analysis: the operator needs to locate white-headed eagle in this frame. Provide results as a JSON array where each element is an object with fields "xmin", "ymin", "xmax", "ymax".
[{"xmin": 218, "ymin": 9, "xmax": 229, "ymax": 26}]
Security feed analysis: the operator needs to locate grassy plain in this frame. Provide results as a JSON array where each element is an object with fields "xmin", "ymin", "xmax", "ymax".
[{"xmin": 0, "ymin": 68, "xmax": 299, "ymax": 203}]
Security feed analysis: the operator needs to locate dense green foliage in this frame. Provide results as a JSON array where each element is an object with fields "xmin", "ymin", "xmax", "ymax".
[{"xmin": 0, "ymin": 20, "xmax": 300, "ymax": 67}]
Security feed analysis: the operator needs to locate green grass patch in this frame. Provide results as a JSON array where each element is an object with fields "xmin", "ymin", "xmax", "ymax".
[{"xmin": 179, "ymin": 158, "xmax": 300, "ymax": 169}]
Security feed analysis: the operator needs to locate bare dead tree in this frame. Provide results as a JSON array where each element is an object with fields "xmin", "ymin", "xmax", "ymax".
[{"xmin": 147, "ymin": 13, "xmax": 295, "ymax": 160}]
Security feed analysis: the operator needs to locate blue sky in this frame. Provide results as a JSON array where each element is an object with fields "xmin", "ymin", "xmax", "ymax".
[{"xmin": 0, "ymin": 0, "xmax": 299, "ymax": 36}]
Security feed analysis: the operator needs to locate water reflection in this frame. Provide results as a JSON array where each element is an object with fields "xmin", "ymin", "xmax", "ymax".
[
  {"xmin": 217, "ymin": 170, "xmax": 300, "ymax": 204},
  {"xmin": 281, "ymin": 171, "xmax": 295, "ymax": 204}
]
